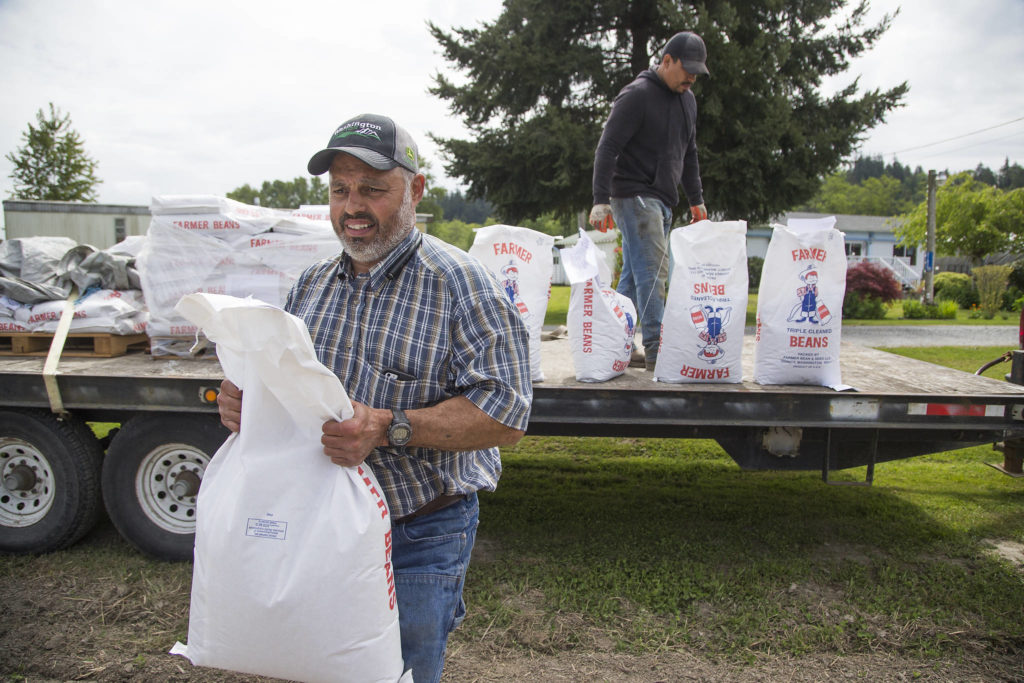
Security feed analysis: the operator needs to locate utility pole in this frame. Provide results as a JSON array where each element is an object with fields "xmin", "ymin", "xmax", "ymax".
[{"xmin": 924, "ymin": 170, "xmax": 937, "ymax": 304}]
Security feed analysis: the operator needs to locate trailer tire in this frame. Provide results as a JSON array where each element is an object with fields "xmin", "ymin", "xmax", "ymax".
[
  {"xmin": 102, "ymin": 414, "xmax": 229, "ymax": 562},
  {"xmin": 0, "ymin": 409, "xmax": 103, "ymax": 554}
]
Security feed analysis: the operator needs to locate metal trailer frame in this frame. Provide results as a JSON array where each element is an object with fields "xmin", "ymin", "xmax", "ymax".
[{"xmin": 2, "ymin": 337, "xmax": 1023, "ymax": 559}]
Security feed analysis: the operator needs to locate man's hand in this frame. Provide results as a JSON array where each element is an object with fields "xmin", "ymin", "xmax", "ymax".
[
  {"xmin": 217, "ymin": 379, "xmax": 243, "ymax": 432},
  {"xmin": 588, "ymin": 204, "xmax": 615, "ymax": 232},
  {"xmin": 321, "ymin": 401, "xmax": 390, "ymax": 468},
  {"xmin": 689, "ymin": 204, "xmax": 708, "ymax": 223}
]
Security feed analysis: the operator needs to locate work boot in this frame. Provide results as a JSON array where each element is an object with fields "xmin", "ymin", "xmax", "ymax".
[
  {"xmin": 629, "ymin": 345, "xmax": 645, "ymax": 368},
  {"xmin": 645, "ymin": 352, "xmax": 658, "ymax": 372}
]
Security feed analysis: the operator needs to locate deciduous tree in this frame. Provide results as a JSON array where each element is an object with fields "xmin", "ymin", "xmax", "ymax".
[
  {"xmin": 896, "ymin": 173, "xmax": 1024, "ymax": 263},
  {"xmin": 227, "ymin": 177, "xmax": 328, "ymax": 208}
]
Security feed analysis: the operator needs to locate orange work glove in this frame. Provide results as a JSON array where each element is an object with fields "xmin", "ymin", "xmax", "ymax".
[
  {"xmin": 689, "ymin": 203, "xmax": 708, "ymax": 223},
  {"xmin": 588, "ymin": 204, "xmax": 615, "ymax": 232}
]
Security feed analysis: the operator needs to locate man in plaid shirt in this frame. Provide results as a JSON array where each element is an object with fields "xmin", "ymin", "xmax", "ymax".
[{"xmin": 218, "ymin": 113, "xmax": 533, "ymax": 683}]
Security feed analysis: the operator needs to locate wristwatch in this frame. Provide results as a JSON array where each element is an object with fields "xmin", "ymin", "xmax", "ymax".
[{"xmin": 388, "ymin": 408, "xmax": 412, "ymax": 446}]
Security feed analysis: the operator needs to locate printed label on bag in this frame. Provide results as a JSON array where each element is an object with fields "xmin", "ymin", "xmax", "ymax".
[{"xmin": 246, "ymin": 517, "xmax": 288, "ymax": 540}]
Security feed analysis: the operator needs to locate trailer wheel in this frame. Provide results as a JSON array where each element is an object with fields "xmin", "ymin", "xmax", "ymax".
[
  {"xmin": 0, "ymin": 409, "xmax": 103, "ymax": 554},
  {"xmin": 102, "ymin": 414, "xmax": 228, "ymax": 561}
]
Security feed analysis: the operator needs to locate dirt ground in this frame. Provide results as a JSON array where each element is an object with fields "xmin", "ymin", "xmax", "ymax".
[{"xmin": 2, "ymin": 520, "xmax": 1022, "ymax": 683}]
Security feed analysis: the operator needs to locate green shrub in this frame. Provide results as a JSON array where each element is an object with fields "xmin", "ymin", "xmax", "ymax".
[
  {"xmin": 935, "ymin": 299, "xmax": 959, "ymax": 319},
  {"xmin": 747, "ymin": 256, "xmax": 764, "ymax": 293},
  {"xmin": 1006, "ymin": 259, "xmax": 1024, "ymax": 290},
  {"xmin": 843, "ymin": 291, "xmax": 887, "ymax": 319},
  {"xmin": 901, "ymin": 298, "xmax": 957, "ymax": 320},
  {"xmin": 933, "ymin": 272, "xmax": 978, "ymax": 308},
  {"xmin": 974, "ymin": 264, "xmax": 1012, "ymax": 319},
  {"xmin": 901, "ymin": 299, "xmax": 927, "ymax": 319},
  {"xmin": 1003, "ymin": 286, "xmax": 1023, "ymax": 311}
]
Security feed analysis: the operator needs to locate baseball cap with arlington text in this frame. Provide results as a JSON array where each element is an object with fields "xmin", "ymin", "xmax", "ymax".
[
  {"xmin": 307, "ymin": 114, "xmax": 419, "ymax": 175},
  {"xmin": 663, "ymin": 32, "xmax": 709, "ymax": 76}
]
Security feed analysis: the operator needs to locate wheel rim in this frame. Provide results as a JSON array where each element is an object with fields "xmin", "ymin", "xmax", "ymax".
[
  {"xmin": 135, "ymin": 443, "xmax": 210, "ymax": 534},
  {"xmin": 0, "ymin": 437, "xmax": 56, "ymax": 527}
]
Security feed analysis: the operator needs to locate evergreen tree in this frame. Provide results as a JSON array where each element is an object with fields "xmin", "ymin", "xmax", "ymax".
[
  {"xmin": 5, "ymin": 103, "xmax": 101, "ymax": 202},
  {"xmin": 437, "ymin": 190, "xmax": 494, "ymax": 224},
  {"xmin": 847, "ymin": 155, "xmax": 886, "ymax": 183},
  {"xmin": 998, "ymin": 158, "xmax": 1024, "ymax": 190},
  {"xmin": 973, "ymin": 163, "xmax": 997, "ymax": 186},
  {"xmin": 428, "ymin": 0, "xmax": 906, "ymax": 223}
]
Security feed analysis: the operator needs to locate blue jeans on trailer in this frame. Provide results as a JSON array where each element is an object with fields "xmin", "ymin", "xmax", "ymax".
[
  {"xmin": 392, "ymin": 492, "xmax": 479, "ymax": 683},
  {"xmin": 610, "ymin": 196, "xmax": 673, "ymax": 354}
]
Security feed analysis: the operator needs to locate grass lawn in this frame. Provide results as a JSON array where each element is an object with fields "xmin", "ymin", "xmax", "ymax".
[
  {"xmin": 472, "ymin": 435, "xmax": 1023, "ymax": 662},
  {"xmin": 492, "ymin": 290, "xmax": 1024, "ymax": 664}
]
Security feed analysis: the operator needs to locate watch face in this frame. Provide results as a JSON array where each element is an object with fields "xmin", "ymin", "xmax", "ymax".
[{"xmin": 390, "ymin": 423, "xmax": 412, "ymax": 445}]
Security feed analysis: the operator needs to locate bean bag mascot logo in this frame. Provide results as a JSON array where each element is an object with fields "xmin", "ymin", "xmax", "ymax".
[
  {"xmin": 787, "ymin": 265, "xmax": 832, "ymax": 325},
  {"xmin": 689, "ymin": 304, "xmax": 731, "ymax": 363},
  {"xmin": 500, "ymin": 260, "xmax": 530, "ymax": 316}
]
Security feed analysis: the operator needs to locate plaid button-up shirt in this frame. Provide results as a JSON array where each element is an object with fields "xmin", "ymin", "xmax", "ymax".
[{"xmin": 285, "ymin": 230, "xmax": 533, "ymax": 518}]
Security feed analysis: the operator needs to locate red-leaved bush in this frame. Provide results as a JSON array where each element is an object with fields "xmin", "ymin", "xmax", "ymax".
[{"xmin": 845, "ymin": 261, "xmax": 902, "ymax": 302}]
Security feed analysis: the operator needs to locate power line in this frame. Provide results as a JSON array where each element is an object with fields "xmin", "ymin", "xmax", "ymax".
[
  {"xmin": 913, "ymin": 130, "xmax": 1024, "ymax": 163},
  {"xmin": 890, "ymin": 116, "xmax": 1024, "ymax": 155}
]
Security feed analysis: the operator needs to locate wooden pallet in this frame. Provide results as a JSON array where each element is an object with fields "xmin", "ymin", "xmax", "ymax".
[
  {"xmin": 148, "ymin": 336, "xmax": 218, "ymax": 361},
  {"xmin": 0, "ymin": 332, "xmax": 150, "ymax": 358}
]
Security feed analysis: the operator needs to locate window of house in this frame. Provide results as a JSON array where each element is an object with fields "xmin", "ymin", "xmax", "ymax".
[{"xmin": 893, "ymin": 244, "xmax": 917, "ymax": 266}]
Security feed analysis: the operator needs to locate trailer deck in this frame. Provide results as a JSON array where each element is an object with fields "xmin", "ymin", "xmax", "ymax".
[
  {"xmin": 3, "ymin": 336, "xmax": 1022, "ymax": 560},
  {"xmin": 2, "ymin": 336, "xmax": 1022, "ymax": 449}
]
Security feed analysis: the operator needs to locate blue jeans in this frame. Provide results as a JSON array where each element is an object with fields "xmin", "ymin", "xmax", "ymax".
[
  {"xmin": 393, "ymin": 493, "xmax": 479, "ymax": 683},
  {"xmin": 611, "ymin": 196, "xmax": 673, "ymax": 355}
]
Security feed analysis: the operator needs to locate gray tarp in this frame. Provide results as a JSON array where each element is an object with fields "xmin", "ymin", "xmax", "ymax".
[{"xmin": 0, "ymin": 236, "xmax": 143, "ymax": 303}]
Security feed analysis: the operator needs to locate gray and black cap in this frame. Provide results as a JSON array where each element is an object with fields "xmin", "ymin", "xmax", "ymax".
[
  {"xmin": 307, "ymin": 113, "xmax": 420, "ymax": 175},
  {"xmin": 663, "ymin": 31, "xmax": 710, "ymax": 76}
]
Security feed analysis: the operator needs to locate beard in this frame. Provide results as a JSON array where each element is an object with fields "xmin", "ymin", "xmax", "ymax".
[{"xmin": 336, "ymin": 184, "xmax": 416, "ymax": 265}]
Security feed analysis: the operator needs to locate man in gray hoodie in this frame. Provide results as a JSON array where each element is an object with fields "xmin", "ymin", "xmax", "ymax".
[{"xmin": 590, "ymin": 31, "xmax": 710, "ymax": 370}]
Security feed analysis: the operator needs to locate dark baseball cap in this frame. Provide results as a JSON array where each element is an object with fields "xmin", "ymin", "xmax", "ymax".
[
  {"xmin": 307, "ymin": 113, "xmax": 420, "ymax": 175},
  {"xmin": 663, "ymin": 32, "xmax": 709, "ymax": 76}
]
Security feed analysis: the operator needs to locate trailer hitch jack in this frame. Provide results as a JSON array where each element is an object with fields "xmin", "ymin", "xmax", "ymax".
[{"xmin": 988, "ymin": 439, "xmax": 1024, "ymax": 478}]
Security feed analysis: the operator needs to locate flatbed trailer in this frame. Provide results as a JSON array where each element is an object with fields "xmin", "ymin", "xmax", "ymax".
[{"xmin": 2, "ymin": 337, "xmax": 1023, "ymax": 561}]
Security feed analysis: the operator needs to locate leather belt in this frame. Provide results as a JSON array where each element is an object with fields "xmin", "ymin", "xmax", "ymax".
[{"xmin": 393, "ymin": 493, "xmax": 467, "ymax": 525}]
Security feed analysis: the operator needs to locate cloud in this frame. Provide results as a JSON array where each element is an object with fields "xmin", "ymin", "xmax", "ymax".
[
  {"xmin": 1, "ymin": 0, "xmax": 1020, "ymax": 211},
  {"xmin": 833, "ymin": 0, "xmax": 1024, "ymax": 171}
]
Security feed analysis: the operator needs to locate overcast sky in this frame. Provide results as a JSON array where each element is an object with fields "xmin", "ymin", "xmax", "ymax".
[{"xmin": 1, "ymin": 0, "xmax": 1022, "ymax": 213}]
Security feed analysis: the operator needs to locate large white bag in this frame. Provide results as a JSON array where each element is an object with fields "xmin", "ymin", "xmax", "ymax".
[
  {"xmin": 560, "ymin": 231, "xmax": 636, "ymax": 382},
  {"xmin": 171, "ymin": 293, "xmax": 409, "ymax": 683},
  {"xmin": 654, "ymin": 220, "xmax": 748, "ymax": 383},
  {"xmin": 753, "ymin": 216, "xmax": 847, "ymax": 388},
  {"xmin": 469, "ymin": 224, "xmax": 555, "ymax": 382}
]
